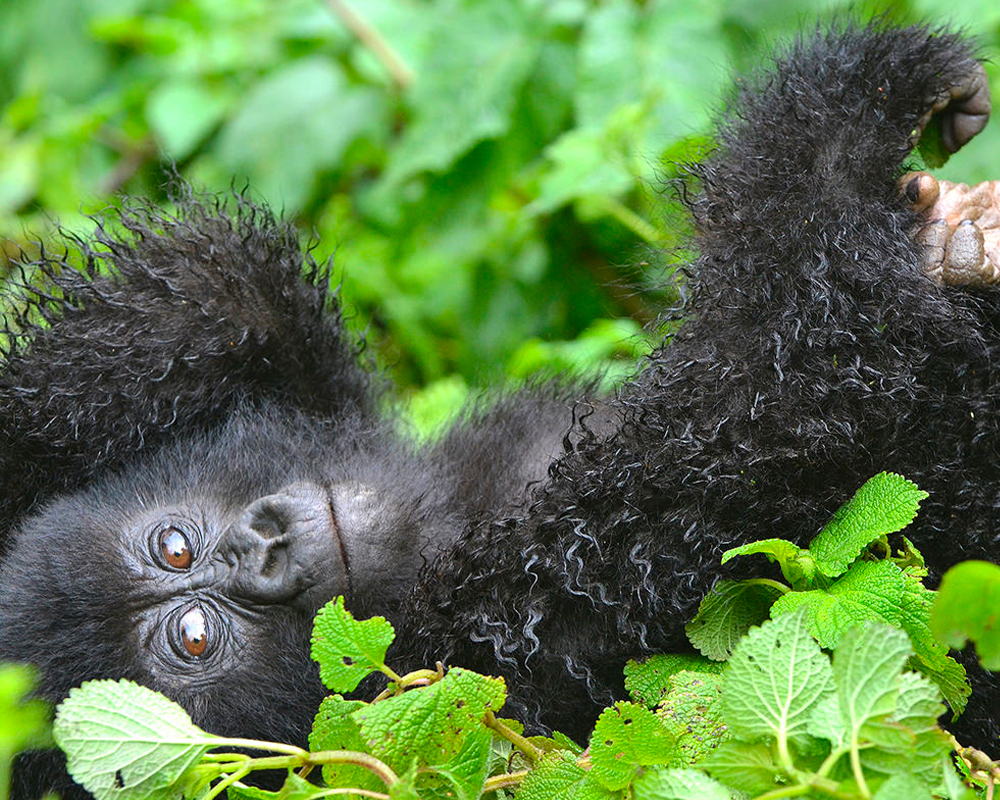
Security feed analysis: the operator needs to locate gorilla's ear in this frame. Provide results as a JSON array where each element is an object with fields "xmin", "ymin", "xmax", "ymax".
[{"xmin": 0, "ymin": 193, "xmax": 377, "ymax": 542}]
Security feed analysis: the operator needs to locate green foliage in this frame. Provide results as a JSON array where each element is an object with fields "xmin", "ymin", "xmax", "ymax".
[
  {"xmin": 311, "ymin": 595, "xmax": 397, "ymax": 692},
  {"xmin": 932, "ymin": 560, "xmax": 1000, "ymax": 670},
  {"xmin": 3, "ymin": 0, "xmax": 998, "ymax": 393},
  {"xmin": 0, "ymin": 665, "xmax": 51, "ymax": 800}
]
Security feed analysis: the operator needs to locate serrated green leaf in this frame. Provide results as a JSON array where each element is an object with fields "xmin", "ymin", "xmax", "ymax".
[
  {"xmin": 311, "ymin": 596, "xmax": 396, "ymax": 693},
  {"xmin": 769, "ymin": 560, "xmax": 905, "ymax": 649},
  {"xmin": 624, "ymin": 655, "xmax": 725, "ymax": 709},
  {"xmin": 860, "ymin": 672, "xmax": 950, "ymax": 785},
  {"xmin": 686, "ymin": 579, "xmax": 784, "ymax": 660},
  {"xmin": 701, "ymin": 741, "xmax": 782, "ymax": 796},
  {"xmin": 416, "ymin": 727, "xmax": 492, "ymax": 800},
  {"xmin": 310, "ymin": 695, "xmax": 381, "ymax": 792},
  {"xmin": 54, "ymin": 680, "xmax": 220, "ymax": 800},
  {"xmin": 355, "ymin": 668, "xmax": 505, "ymax": 772},
  {"xmin": 631, "ymin": 767, "xmax": 730, "ymax": 800},
  {"xmin": 809, "ymin": 473, "xmax": 927, "ymax": 578},
  {"xmin": 831, "ymin": 625, "xmax": 911, "ymax": 750},
  {"xmin": 898, "ymin": 572, "xmax": 970, "ymax": 716},
  {"xmin": 227, "ymin": 773, "xmax": 317, "ymax": 800},
  {"xmin": 721, "ymin": 539, "xmax": 815, "ymax": 586},
  {"xmin": 656, "ymin": 672, "xmax": 728, "ymax": 764},
  {"xmin": 589, "ymin": 702, "xmax": 676, "ymax": 790},
  {"xmin": 931, "ymin": 560, "xmax": 1000, "ymax": 670},
  {"xmin": 515, "ymin": 750, "xmax": 611, "ymax": 800},
  {"xmin": 722, "ymin": 611, "xmax": 834, "ymax": 751}
]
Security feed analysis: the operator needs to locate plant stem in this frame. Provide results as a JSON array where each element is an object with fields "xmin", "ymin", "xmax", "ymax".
[
  {"xmin": 746, "ymin": 577, "xmax": 791, "ymax": 595},
  {"xmin": 483, "ymin": 770, "xmax": 529, "ymax": 793},
  {"xmin": 594, "ymin": 196, "xmax": 666, "ymax": 246},
  {"xmin": 324, "ymin": 0, "xmax": 415, "ymax": 89},
  {"xmin": 308, "ymin": 750, "xmax": 399, "ymax": 787},
  {"xmin": 484, "ymin": 711, "xmax": 545, "ymax": 764},
  {"xmin": 849, "ymin": 741, "xmax": 871, "ymax": 799},
  {"xmin": 212, "ymin": 737, "xmax": 309, "ymax": 757},
  {"xmin": 309, "ymin": 789, "xmax": 391, "ymax": 800}
]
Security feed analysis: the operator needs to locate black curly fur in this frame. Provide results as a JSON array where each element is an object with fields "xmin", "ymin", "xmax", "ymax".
[{"xmin": 2, "ymin": 21, "xmax": 1000, "ymax": 799}]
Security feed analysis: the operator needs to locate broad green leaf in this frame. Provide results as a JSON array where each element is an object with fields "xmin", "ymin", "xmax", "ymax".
[
  {"xmin": 310, "ymin": 596, "xmax": 396, "ymax": 693},
  {"xmin": 624, "ymin": 654, "xmax": 725, "ymax": 709},
  {"xmin": 931, "ymin": 560, "xmax": 1000, "ymax": 670},
  {"xmin": 809, "ymin": 473, "xmax": 927, "ymax": 578},
  {"xmin": 589, "ymin": 702, "xmax": 676, "ymax": 790},
  {"xmin": 631, "ymin": 767, "xmax": 730, "ymax": 800},
  {"xmin": 416, "ymin": 727, "xmax": 492, "ymax": 800},
  {"xmin": 54, "ymin": 680, "xmax": 220, "ymax": 800},
  {"xmin": 216, "ymin": 57, "xmax": 385, "ymax": 212},
  {"xmin": 685, "ymin": 579, "xmax": 784, "ymax": 660},
  {"xmin": 722, "ymin": 611, "xmax": 834, "ymax": 751},
  {"xmin": 656, "ymin": 672, "xmax": 728, "ymax": 764},
  {"xmin": 145, "ymin": 79, "xmax": 231, "ymax": 161},
  {"xmin": 0, "ymin": 664, "xmax": 51, "ymax": 754},
  {"xmin": 873, "ymin": 774, "xmax": 934, "ymax": 800},
  {"xmin": 355, "ymin": 668, "xmax": 505, "ymax": 770},
  {"xmin": 769, "ymin": 560, "xmax": 905, "ymax": 648},
  {"xmin": 897, "ymin": 572, "xmax": 969, "ymax": 716},
  {"xmin": 701, "ymin": 741, "xmax": 782, "ymax": 796},
  {"xmin": 830, "ymin": 625, "xmax": 911, "ymax": 748},
  {"xmin": 310, "ymin": 695, "xmax": 381, "ymax": 792},
  {"xmin": 382, "ymin": 0, "xmax": 538, "ymax": 185},
  {"xmin": 721, "ymin": 539, "xmax": 814, "ymax": 586},
  {"xmin": 515, "ymin": 750, "xmax": 613, "ymax": 800},
  {"xmin": 860, "ymin": 672, "xmax": 950, "ymax": 785},
  {"xmin": 227, "ymin": 773, "xmax": 318, "ymax": 800}
]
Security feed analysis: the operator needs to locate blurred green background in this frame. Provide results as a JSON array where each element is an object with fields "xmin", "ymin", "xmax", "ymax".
[{"xmin": 1, "ymin": 0, "xmax": 999, "ymax": 430}]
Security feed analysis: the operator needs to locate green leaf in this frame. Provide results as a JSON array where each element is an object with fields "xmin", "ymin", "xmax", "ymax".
[
  {"xmin": 355, "ymin": 668, "xmax": 505, "ymax": 771},
  {"xmin": 589, "ymin": 702, "xmax": 676, "ymax": 790},
  {"xmin": 860, "ymin": 672, "xmax": 950, "ymax": 785},
  {"xmin": 829, "ymin": 625, "xmax": 912, "ymax": 749},
  {"xmin": 0, "ymin": 664, "xmax": 51, "ymax": 755},
  {"xmin": 931, "ymin": 560, "xmax": 1000, "ymax": 670},
  {"xmin": 685, "ymin": 579, "xmax": 784, "ymax": 660},
  {"xmin": 631, "ymin": 767, "xmax": 730, "ymax": 800},
  {"xmin": 145, "ymin": 79, "xmax": 231, "ymax": 161},
  {"xmin": 416, "ymin": 727, "xmax": 492, "ymax": 800},
  {"xmin": 382, "ymin": 0, "xmax": 538, "ymax": 185},
  {"xmin": 809, "ymin": 473, "xmax": 927, "ymax": 578},
  {"xmin": 53, "ymin": 679, "xmax": 220, "ymax": 800},
  {"xmin": 656, "ymin": 672, "xmax": 728, "ymax": 764},
  {"xmin": 701, "ymin": 741, "xmax": 782, "ymax": 796},
  {"xmin": 309, "ymin": 695, "xmax": 382, "ymax": 792},
  {"xmin": 873, "ymin": 774, "xmax": 935, "ymax": 800},
  {"xmin": 769, "ymin": 560, "xmax": 906, "ymax": 649},
  {"xmin": 515, "ymin": 750, "xmax": 613, "ymax": 800},
  {"xmin": 722, "ymin": 610, "xmax": 834, "ymax": 752},
  {"xmin": 721, "ymin": 539, "xmax": 814, "ymax": 586},
  {"xmin": 311, "ymin": 596, "xmax": 396, "ymax": 693},
  {"xmin": 624, "ymin": 654, "xmax": 725, "ymax": 709},
  {"xmin": 897, "ymin": 572, "xmax": 970, "ymax": 716}
]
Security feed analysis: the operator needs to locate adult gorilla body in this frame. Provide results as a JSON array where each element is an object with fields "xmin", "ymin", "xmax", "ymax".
[{"xmin": 3, "ymin": 22, "xmax": 1000, "ymax": 798}]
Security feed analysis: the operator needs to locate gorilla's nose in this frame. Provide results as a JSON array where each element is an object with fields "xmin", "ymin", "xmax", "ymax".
[{"xmin": 219, "ymin": 482, "xmax": 346, "ymax": 604}]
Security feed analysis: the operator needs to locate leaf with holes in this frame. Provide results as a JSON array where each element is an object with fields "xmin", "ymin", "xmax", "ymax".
[
  {"xmin": 311, "ymin": 596, "xmax": 396, "ymax": 692},
  {"xmin": 54, "ymin": 679, "xmax": 220, "ymax": 800}
]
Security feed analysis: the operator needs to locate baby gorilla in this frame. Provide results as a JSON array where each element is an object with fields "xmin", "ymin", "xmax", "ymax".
[{"xmin": 2, "ymin": 21, "xmax": 1000, "ymax": 800}]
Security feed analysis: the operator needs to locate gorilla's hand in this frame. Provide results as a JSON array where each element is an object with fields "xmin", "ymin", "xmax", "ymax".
[{"xmin": 902, "ymin": 171, "xmax": 1000, "ymax": 287}]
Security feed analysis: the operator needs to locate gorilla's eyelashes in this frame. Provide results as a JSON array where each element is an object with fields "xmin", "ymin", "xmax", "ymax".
[
  {"xmin": 178, "ymin": 606, "xmax": 208, "ymax": 657},
  {"xmin": 159, "ymin": 527, "xmax": 193, "ymax": 570}
]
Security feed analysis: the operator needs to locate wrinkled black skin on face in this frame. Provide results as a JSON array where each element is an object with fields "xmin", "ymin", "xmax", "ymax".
[{"xmin": 3, "ymin": 21, "xmax": 1000, "ymax": 799}]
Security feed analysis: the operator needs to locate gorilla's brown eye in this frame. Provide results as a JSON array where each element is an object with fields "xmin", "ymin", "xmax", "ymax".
[
  {"xmin": 160, "ymin": 528, "xmax": 192, "ymax": 569},
  {"xmin": 179, "ymin": 607, "xmax": 208, "ymax": 657}
]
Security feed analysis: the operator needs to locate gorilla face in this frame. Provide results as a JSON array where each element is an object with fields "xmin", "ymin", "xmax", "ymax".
[{"xmin": 0, "ymin": 405, "xmax": 449, "ymax": 743}]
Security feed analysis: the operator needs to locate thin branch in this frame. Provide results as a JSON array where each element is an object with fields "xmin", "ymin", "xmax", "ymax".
[{"xmin": 324, "ymin": 0, "xmax": 415, "ymax": 90}]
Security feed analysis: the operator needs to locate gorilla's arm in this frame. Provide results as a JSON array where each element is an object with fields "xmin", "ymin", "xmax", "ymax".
[
  {"xmin": 0, "ymin": 197, "xmax": 375, "ymax": 542},
  {"xmin": 401, "ymin": 24, "xmax": 999, "ymax": 739}
]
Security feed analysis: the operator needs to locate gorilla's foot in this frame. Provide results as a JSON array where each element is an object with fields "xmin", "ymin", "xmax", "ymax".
[
  {"xmin": 902, "ymin": 171, "xmax": 1000, "ymax": 287},
  {"xmin": 911, "ymin": 62, "xmax": 990, "ymax": 153}
]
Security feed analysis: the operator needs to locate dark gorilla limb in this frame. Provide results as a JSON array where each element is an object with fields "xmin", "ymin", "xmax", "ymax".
[{"xmin": 401, "ymin": 24, "xmax": 1000, "ymax": 745}]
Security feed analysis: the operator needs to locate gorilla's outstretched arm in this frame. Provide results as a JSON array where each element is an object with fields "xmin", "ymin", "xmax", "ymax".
[{"xmin": 402, "ymin": 24, "xmax": 1000, "ymax": 742}]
